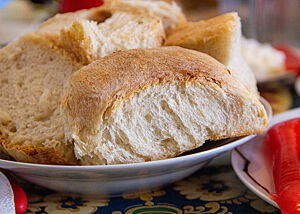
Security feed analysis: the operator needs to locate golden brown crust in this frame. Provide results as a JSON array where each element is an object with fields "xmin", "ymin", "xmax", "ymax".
[
  {"xmin": 0, "ymin": 133, "xmax": 78, "ymax": 165},
  {"xmin": 165, "ymin": 12, "xmax": 238, "ymax": 64},
  {"xmin": 63, "ymin": 46, "xmax": 259, "ymax": 132}
]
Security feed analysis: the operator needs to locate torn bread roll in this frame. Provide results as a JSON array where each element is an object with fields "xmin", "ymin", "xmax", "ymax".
[
  {"xmin": 38, "ymin": 8, "xmax": 165, "ymax": 65},
  {"xmin": 62, "ymin": 47, "xmax": 268, "ymax": 165},
  {"xmin": 165, "ymin": 12, "xmax": 258, "ymax": 95}
]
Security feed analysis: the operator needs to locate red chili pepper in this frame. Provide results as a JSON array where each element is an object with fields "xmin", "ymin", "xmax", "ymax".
[
  {"xmin": 60, "ymin": 0, "xmax": 104, "ymax": 13},
  {"xmin": 1, "ymin": 171, "xmax": 27, "ymax": 214},
  {"xmin": 265, "ymin": 118, "xmax": 300, "ymax": 214},
  {"xmin": 274, "ymin": 45, "xmax": 300, "ymax": 75}
]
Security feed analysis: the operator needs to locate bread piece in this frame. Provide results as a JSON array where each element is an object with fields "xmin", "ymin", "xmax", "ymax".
[
  {"xmin": 0, "ymin": 5, "xmax": 167, "ymax": 164},
  {"xmin": 104, "ymin": 0, "xmax": 186, "ymax": 32},
  {"xmin": 58, "ymin": 11, "xmax": 165, "ymax": 64},
  {"xmin": 38, "ymin": 8, "xmax": 165, "ymax": 65},
  {"xmin": 62, "ymin": 47, "xmax": 268, "ymax": 165},
  {"xmin": 165, "ymin": 12, "xmax": 258, "ymax": 95},
  {"xmin": 0, "ymin": 5, "xmax": 166, "ymax": 164},
  {"xmin": 0, "ymin": 33, "xmax": 82, "ymax": 164}
]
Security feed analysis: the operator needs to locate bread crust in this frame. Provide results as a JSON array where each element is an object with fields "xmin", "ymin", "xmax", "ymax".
[
  {"xmin": 0, "ymin": 133, "xmax": 78, "ymax": 165},
  {"xmin": 165, "ymin": 12, "xmax": 259, "ymax": 96},
  {"xmin": 63, "ymin": 46, "xmax": 267, "ymax": 134},
  {"xmin": 166, "ymin": 12, "xmax": 238, "ymax": 64}
]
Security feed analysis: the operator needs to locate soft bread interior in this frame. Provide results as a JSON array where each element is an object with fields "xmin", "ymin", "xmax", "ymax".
[
  {"xmin": 0, "ymin": 34, "xmax": 81, "ymax": 164},
  {"xmin": 74, "ymin": 81, "xmax": 266, "ymax": 165},
  {"xmin": 165, "ymin": 12, "xmax": 258, "ymax": 95},
  {"xmin": 59, "ymin": 11, "xmax": 165, "ymax": 64}
]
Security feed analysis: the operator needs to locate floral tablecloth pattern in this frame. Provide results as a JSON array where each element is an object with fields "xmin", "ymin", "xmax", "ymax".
[
  {"xmin": 22, "ymin": 83, "xmax": 299, "ymax": 214},
  {"xmin": 25, "ymin": 166, "xmax": 279, "ymax": 214}
]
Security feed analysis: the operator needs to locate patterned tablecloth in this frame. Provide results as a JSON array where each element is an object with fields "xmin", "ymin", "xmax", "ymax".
[{"xmin": 18, "ymin": 81, "xmax": 299, "ymax": 214}]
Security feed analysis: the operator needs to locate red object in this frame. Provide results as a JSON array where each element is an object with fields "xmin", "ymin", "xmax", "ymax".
[
  {"xmin": 274, "ymin": 45, "xmax": 300, "ymax": 75},
  {"xmin": 1, "ymin": 171, "xmax": 27, "ymax": 214},
  {"xmin": 265, "ymin": 118, "xmax": 300, "ymax": 214},
  {"xmin": 60, "ymin": 0, "xmax": 104, "ymax": 13}
]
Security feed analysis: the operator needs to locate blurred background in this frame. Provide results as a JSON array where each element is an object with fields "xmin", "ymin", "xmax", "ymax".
[{"xmin": 0, "ymin": 0, "xmax": 299, "ymax": 48}]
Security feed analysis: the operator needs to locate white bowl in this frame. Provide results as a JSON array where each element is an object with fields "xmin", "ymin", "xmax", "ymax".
[{"xmin": 0, "ymin": 98, "xmax": 271, "ymax": 196}]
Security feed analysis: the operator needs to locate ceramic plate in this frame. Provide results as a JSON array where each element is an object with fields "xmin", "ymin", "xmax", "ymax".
[
  {"xmin": 0, "ymin": 98, "xmax": 271, "ymax": 196},
  {"xmin": 232, "ymin": 108, "xmax": 300, "ymax": 208}
]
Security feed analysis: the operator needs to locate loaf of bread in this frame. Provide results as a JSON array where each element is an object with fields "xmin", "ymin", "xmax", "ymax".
[
  {"xmin": 0, "ymin": 34, "xmax": 81, "ymax": 164},
  {"xmin": 62, "ymin": 47, "xmax": 268, "ymax": 165},
  {"xmin": 165, "ymin": 12, "xmax": 258, "ymax": 95}
]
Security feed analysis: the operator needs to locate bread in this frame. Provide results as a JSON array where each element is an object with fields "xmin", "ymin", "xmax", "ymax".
[
  {"xmin": 62, "ymin": 47, "xmax": 268, "ymax": 165},
  {"xmin": 104, "ymin": 0, "xmax": 186, "ymax": 32},
  {"xmin": 0, "ymin": 34, "xmax": 81, "ymax": 164},
  {"xmin": 58, "ymin": 11, "xmax": 165, "ymax": 65},
  {"xmin": 0, "ymin": 3, "xmax": 170, "ymax": 164},
  {"xmin": 0, "ymin": 5, "xmax": 267, "ymax": 165},
  {"xmin": 37, "ymin": 0, "xmax": 186, "ymax": 35},
  {"xmin": 38, "ymin": 8, "xmax": 165, "ymax": 65},
  {"xmin": 35, "ymin": 0, "xmax": 185, "ymax": 64},
  {"xmin": 165, "ymin": 12, "xmax": 258, "ymax": 95}
]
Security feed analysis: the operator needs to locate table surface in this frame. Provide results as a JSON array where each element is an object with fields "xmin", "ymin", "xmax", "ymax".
[{"xmin": 21, "ymin": 83, "xmax": 299, "ymax": 214}]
